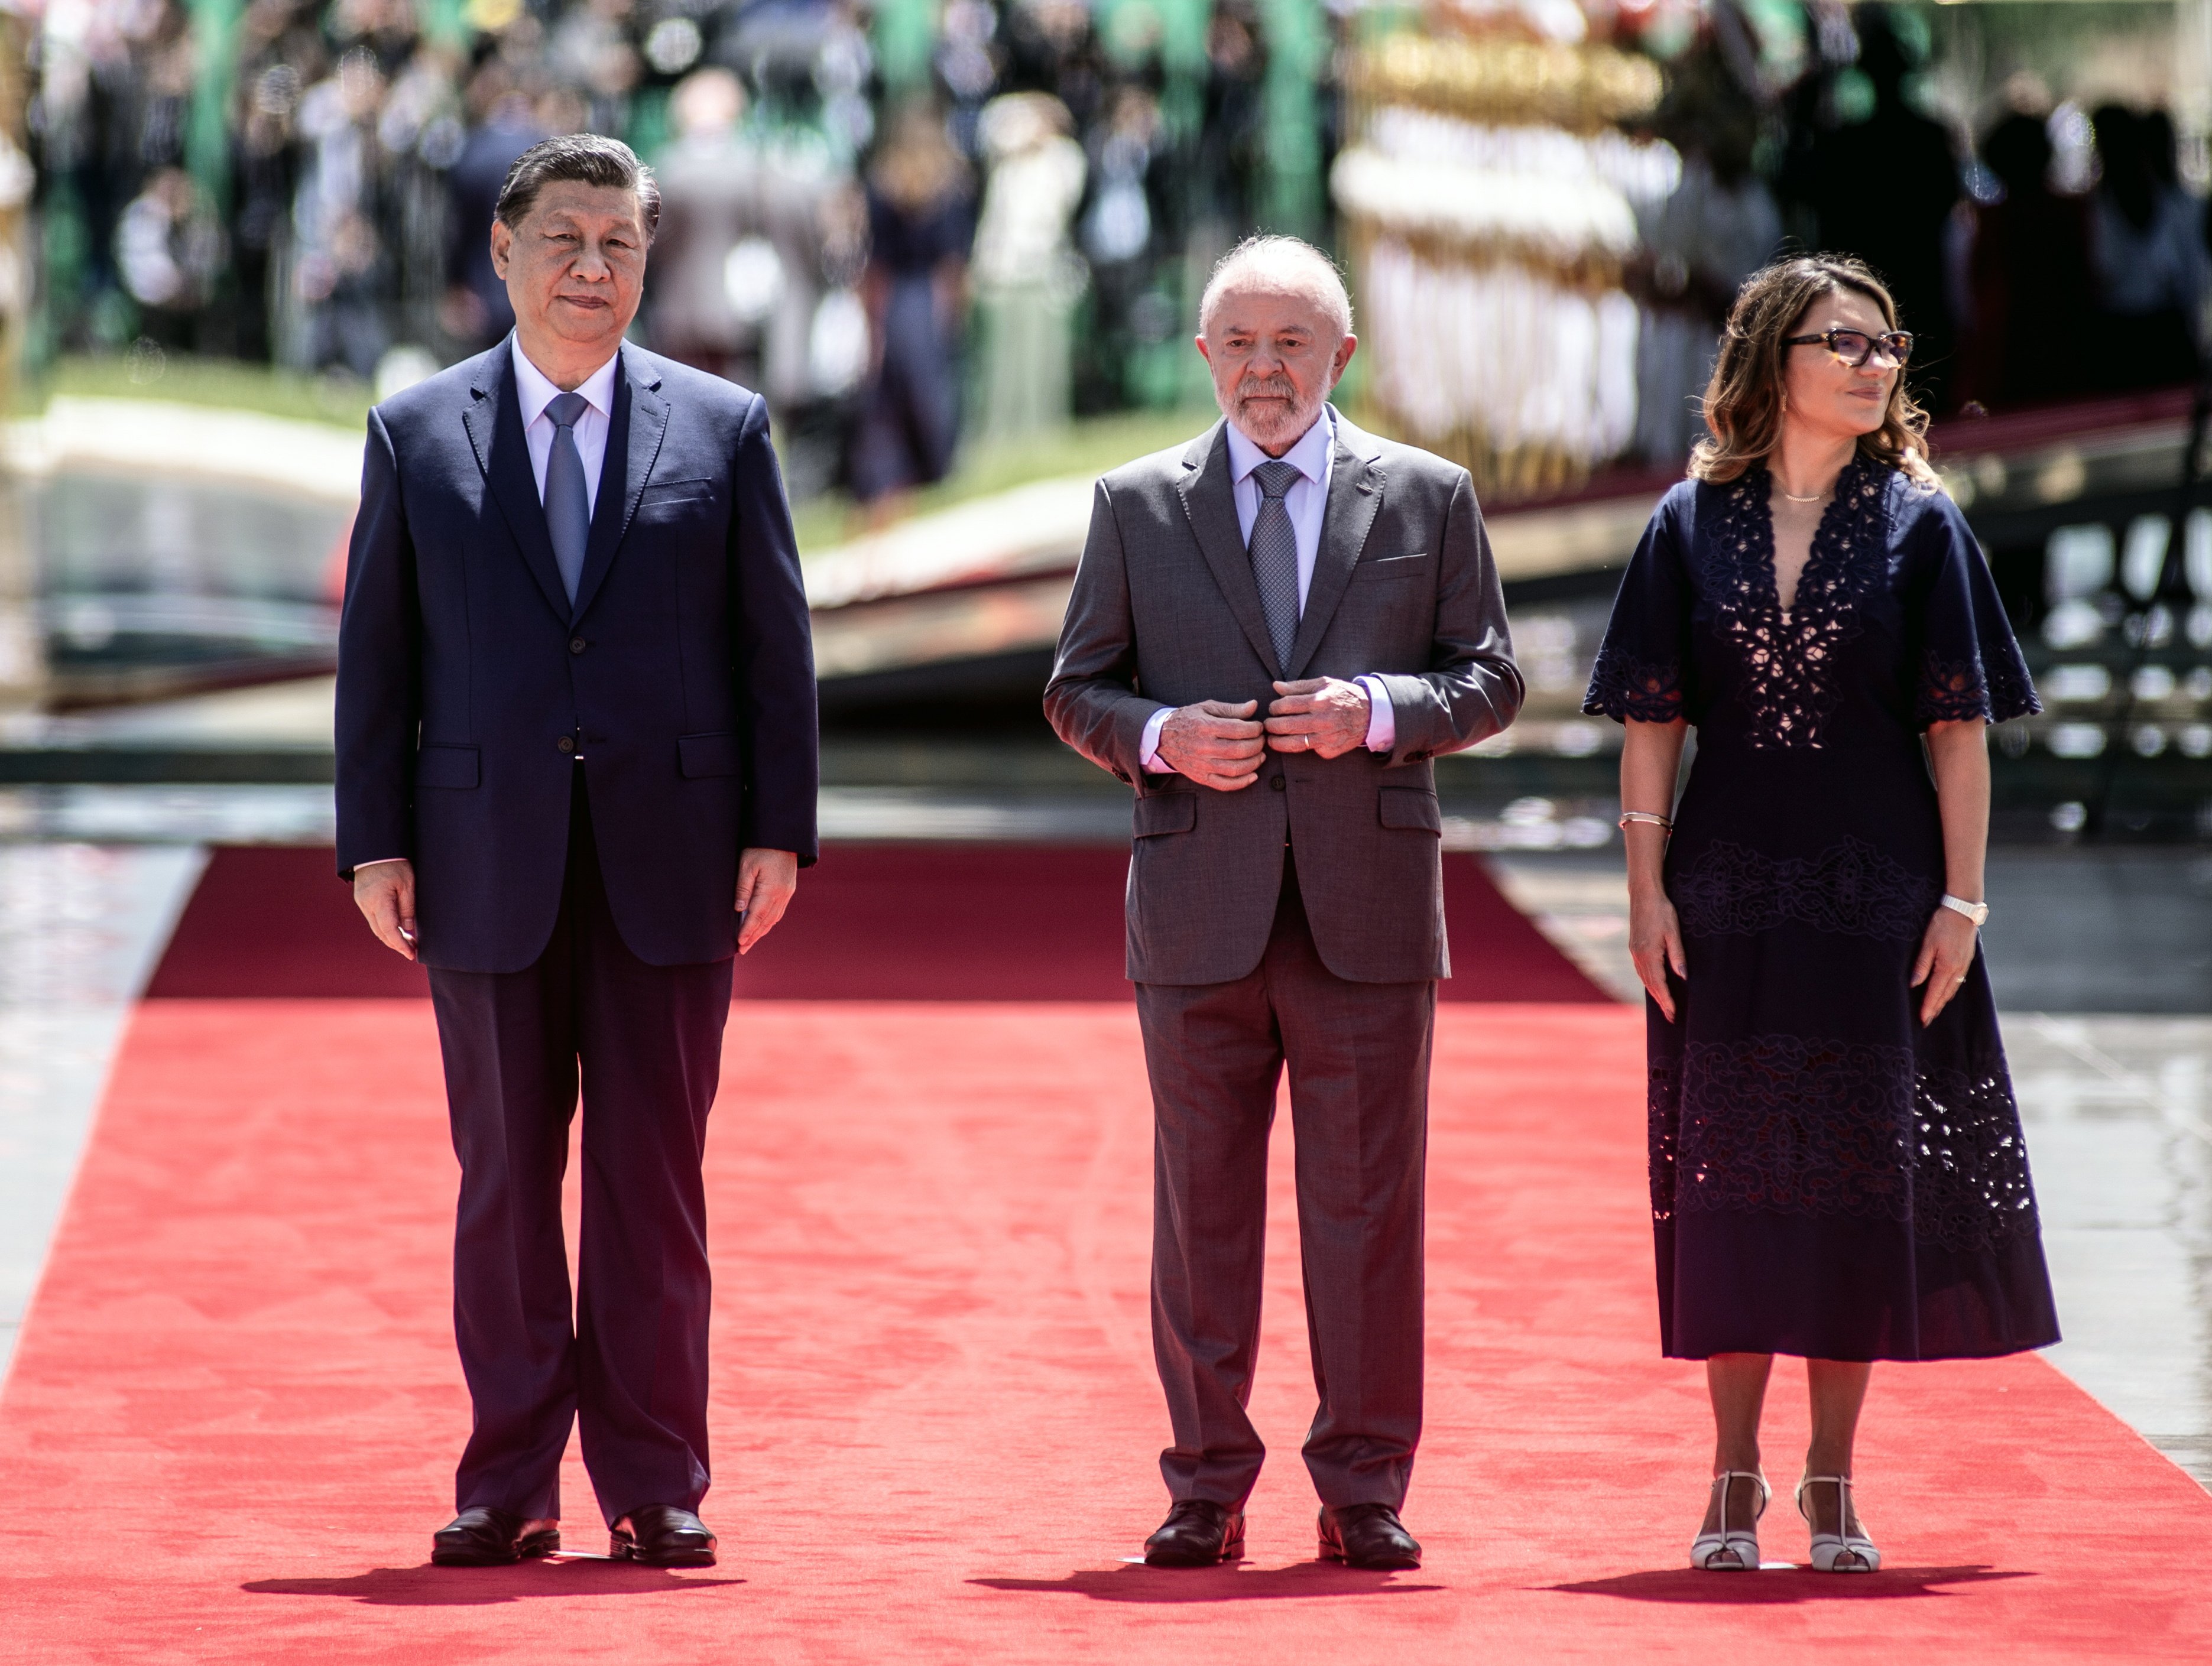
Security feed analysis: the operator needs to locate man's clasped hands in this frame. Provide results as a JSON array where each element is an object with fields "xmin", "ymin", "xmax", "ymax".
[{"xmin": 1155, "ymin": 676, "xmax": 1374, "ymax": 791}]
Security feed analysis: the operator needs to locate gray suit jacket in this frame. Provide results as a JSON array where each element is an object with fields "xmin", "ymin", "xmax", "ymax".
[{"xmin": 1044, "ymin": 408, "xmax": 1523, "ymax": 985}]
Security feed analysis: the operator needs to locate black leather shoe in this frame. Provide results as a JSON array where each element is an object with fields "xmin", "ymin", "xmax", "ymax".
[
  {"xmin": 1318, "ymin": 1502, "xmax": 1421, "ymax": 1570},
  {"xmin": 1143, "ymin": 1499, "xmax": 1246, "ymax": 1567},
  {"xmin": 610, "ymin": 1505, "xmax": 718, "ymax": 1567},
  {"xmin": 431, "ymin": 1506, "xmax": 560, "ymax": 1566}
]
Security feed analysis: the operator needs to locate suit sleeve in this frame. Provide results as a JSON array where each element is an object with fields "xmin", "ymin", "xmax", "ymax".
[
  {"xmin": 1371, "ymin": 468, "xmax": 1525, "ymax": 765},
  {"xmin": 1043, "ymin": 479, "xmax": 1162, "ymax": 786},
  {"xmin": 333, "ymin": 407, "xmax": 420, "ymax": 880},
  {"xmin": 729, "ymin": 392, "xmax": 820, "ymax": 864}
]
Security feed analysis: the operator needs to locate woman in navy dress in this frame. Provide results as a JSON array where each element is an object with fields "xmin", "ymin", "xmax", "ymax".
[{"xmin": 1584, "ymin": 255, "xmax": 2059, "ymax": 1574}]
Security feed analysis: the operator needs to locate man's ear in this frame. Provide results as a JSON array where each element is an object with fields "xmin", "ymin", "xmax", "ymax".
[
  {"xmin": 489, "ymin": 217, "xmax": 513, "ymax": 281},
  {"xmin": 1332, "ymin": 333, "xmax": 1358, "ymax": 386}
]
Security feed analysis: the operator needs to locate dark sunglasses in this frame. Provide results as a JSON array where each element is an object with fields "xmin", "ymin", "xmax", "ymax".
[{"xmin": 1784, "ymin": 327, "xmax": 1913, "ymax": 368}]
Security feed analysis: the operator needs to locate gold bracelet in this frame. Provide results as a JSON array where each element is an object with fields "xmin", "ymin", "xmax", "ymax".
[{"xmin": 1618, "ymin": 810, "xmax": 1673, "ymax": 833}]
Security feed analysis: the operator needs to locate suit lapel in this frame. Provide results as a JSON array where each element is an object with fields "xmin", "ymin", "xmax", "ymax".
[
  {"xmin": 569, "ymin": 346, "xmax": 669, "ymax": 624},
  {"xmin": 462, "ymin": 343, "xmax": 572, "ymax": 622},
  {"xmin": 1285, "ymin": 407, "xmax": 1385, "ymax": 680},
  {"xmin": 1175, "ymin": 422, "xmax": 1283, "ymax": 676}
]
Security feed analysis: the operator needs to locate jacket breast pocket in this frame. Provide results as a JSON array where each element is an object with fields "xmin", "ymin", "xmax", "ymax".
[
  {"xmin": 635, "ymin": 479, "xmax": 719, "ymax": 522},
  {"xmin": 678, "ymin": 732, "xmax": 741, "ymax": 778},
  {"xmin": 1134, "ymin": 793, "xmax": 1197, "ymax": 837},
  {"xmin": 1378, "ymin": 785, "xmax": 1441, "ymax": 834},
  {"xmin": 1354, "ymin": 553, "xmax": 1429, "ymax": 583},
  {"xmin": 414, "ymin": 744, "xmax": 479, "ymax": 790}
]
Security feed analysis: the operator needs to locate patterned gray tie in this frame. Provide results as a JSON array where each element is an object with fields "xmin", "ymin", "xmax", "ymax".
[
  {"xmin": 1248, "ymin": 458, "xmax": 1303, "ymax": 671},
  {"xmin": 543, "ymin": 390, "xmax": 591, "ymax": 605}
]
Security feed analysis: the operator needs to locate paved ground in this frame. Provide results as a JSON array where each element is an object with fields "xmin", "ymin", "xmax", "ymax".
[
  {"xmin": 1983, "ymin": 849, "xmax": 2212, "ymax": 1014},
  {"xmin": 0, "ymin": 844, "xmax": 202, "ymax": 1374}
]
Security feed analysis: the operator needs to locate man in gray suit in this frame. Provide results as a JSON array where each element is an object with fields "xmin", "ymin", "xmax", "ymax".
[{"xmin": 1045, "ymin": 236, "xmax": 1522, "ymax": 1571}]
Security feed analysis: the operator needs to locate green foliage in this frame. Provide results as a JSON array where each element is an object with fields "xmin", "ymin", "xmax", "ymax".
[
  {"xmin": 22, "ymin": 353, "xmax": 374, "ymax": 428},
  {"xmin": 21, "ymin": 358, "xmax": 1213, "ymax": 556},
  {"xmin": 788, "ymin": 406, "xmax": 1214, "ymax": 552}
]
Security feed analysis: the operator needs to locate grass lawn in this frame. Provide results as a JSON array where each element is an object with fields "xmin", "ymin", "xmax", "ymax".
[
  {"xmin": 789, "ymin": 405, "xmax": 1211, "ymax": 551},
  {"xmin": 23, "ymin": 351, "xmax": 1215, "ymax": 553},
  {"xmin": 24, "ymin": 352, "xmax": 376, "ymax": 430}
]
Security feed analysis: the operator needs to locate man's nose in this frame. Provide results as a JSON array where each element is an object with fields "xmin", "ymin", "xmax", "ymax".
[{"xmin": 571, "ymin": 243, "xmax": 612, "ymax": 279}]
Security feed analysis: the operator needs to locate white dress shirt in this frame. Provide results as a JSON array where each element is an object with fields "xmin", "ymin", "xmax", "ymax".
[
  {"xmin": 353, "ymin": 341, "xmax": 622, "ymax": 875},
  {"xmin": 512, "ymin": 335, "xmax": 620, "ymax": 517},
  {"xmin": 1139, "ymin": 407, "xmax": 1396, "ymax": 771}
]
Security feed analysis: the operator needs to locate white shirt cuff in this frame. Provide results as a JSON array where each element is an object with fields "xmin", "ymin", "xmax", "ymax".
[
  {"xmin": 1357, "ymin": 676, "xmax": 1396, "ymax": 753},
  {"xmin": 1139, "ymin": 704, "xmax": 1175, "ymax": 774},
  {"xmin": 352, "ymin": 857, "xmax": 408, "ymax": 871}
]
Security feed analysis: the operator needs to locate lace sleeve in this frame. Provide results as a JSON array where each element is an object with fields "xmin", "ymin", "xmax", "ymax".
[
  {"xmin": 1584, "ymin": 488, "xmax": 1693, "ymax": 725},
  {"xmin": 1917, "ymin": 648, "xmax": 2041, "ymax": 726},
  {"xmin": 1914, "ymin": 499, "xmax": 2041, "ymax": 727},
  {"xmin": 1585, "ymin": 647, "xmax": 1685, "ymax": 723}
]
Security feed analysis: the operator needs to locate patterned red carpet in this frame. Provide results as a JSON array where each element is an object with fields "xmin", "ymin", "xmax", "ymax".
[{"xmin": 4, "ymin": 856, "xmax": 2208, "ymax": 1660}]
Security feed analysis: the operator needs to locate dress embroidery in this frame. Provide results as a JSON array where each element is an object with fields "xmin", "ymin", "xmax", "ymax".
[
  {"xmin": 1600, "ymin": 461, "xmax": 2057, "ymax": 1356},
  {"xmin": 1650, "ymin": 1034, "xmax": 2040, "ymax": 1253},
  {"xmin": 1671, "ymin": 837, "xmax": 1941, "ymax": 942},
  {"xmin": 1918, "ymin": 647, "xmax": 2043, "ymax": 728},
  {"xmin": 1913, "ymin": 1062, "xmax": 2045, "ymax": 1252},
  {"xmin": 1647, "ymin": 1058, "xmax": 1681, "ymax": 1224},
  {"xmin": 1584, "ymin": 645, "xmax": 1684, "ymax": 723},
  {"xmin": 1707, "ymin": 463, "xmax": 1888, "ymax": 749}
]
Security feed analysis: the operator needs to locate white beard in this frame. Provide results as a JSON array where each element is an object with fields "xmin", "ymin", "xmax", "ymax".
[{"xmin": 1219, "ymin": 378, "xmax": 1328, "ymax": 452}]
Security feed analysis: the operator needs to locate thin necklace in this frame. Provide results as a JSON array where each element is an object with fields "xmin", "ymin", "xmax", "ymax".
[{"xmin": 1779, "ymin": 485, "xmax": 1829, "ymax": 503}]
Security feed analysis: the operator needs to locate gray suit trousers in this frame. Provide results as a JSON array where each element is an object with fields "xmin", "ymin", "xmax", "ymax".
[{"xmin": 1136, "ymin": 854, "xmax": 1433, "ymax": 1511}]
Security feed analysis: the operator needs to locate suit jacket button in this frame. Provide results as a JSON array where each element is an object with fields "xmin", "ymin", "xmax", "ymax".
[
  {"xmin": 1269, "ymin": 775, "xmax": 1286, "ymax": 791},
  {"xmin": 556, "ymin": 736, "xmax": 575, "ymax": 754},
  {"xmin": 570, "ymin": 636, "xmax": 587, "ymax": 654}
]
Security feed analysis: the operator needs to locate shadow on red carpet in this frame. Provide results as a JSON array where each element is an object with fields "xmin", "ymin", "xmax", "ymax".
[
  {"xmin": 1548, "ymin": 1565, "xmax": 2038, "ymax": 1604},
  {"xmin": 242, "ymin": 1563, "xmax": 746, "ymax": 1606},
  {"xmin": 144, "ymin": 842, "xmax": 1611, "ymax": 1002},
  {"xmin": 969, "ymin": 1564, "xmax": 1446, "ymax": 1602}
]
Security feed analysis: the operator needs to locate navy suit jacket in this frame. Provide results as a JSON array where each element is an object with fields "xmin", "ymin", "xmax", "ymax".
[{"xmin": 335, "ymin": 339, "xmax": 818, "ymax": 973}]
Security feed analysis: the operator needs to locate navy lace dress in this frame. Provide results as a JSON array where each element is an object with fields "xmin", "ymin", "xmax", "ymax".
[{"xmin": 1583, "ymin": 460, "xmax": 2061, "ymax": 1362}]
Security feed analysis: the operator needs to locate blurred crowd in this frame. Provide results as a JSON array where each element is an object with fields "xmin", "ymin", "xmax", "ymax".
[
  {"xmin": 25, "ymin": 0, "xmax": 1302, "ymax": 502},
  {"xmin": 1637, "ymin": 1, "xmax": 2210, "ymax": 458},
  {"xmin": 19, "ymin": 0, "xmax": 2212, "ymax": 501}
]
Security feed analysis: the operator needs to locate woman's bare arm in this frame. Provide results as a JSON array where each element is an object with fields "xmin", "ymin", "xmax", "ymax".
[
  {"xmin": 1621, "ymin": 717, "xmax": 1690, "ymax": 1021},
  {"xmin": 1913, "ymin": 719, "xmax": 1990, "ymax": 1024}
]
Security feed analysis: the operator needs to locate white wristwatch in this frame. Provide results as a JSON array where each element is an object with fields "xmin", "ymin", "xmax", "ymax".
[{"xmin": 1939, "ymin": 894, "xmax": 1990, "ymax": 927}]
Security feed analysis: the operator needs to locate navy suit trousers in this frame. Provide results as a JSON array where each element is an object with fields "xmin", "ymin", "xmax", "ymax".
[{"xmin": 427, "ymin": 767, "xmax": 734, "ymax": 1526}]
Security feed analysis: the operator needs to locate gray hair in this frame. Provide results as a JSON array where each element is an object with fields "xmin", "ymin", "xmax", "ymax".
[
  {"xmin": 1198, "ymin": 235, "xmax": 1353, "ymax": 339},
  {"xmin": 495, "ymin": 132, "xmax": 661, "ymax": 241}
]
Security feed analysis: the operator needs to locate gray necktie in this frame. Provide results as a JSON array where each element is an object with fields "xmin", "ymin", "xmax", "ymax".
[
  {"xmin": 1248, "ymin": 458, "xmax": 1302, "ymax": 670},
  {"xmin": 543, "ymin": 390, "xmax": 591, "ymax": 604}
]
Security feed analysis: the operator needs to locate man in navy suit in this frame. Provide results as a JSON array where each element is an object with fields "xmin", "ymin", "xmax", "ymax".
[{"xmin": 336, "ymin": 133, "xmax": 816, "ymax": 1570}]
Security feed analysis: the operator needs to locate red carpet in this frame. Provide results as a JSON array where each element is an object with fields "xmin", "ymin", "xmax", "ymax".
[
  {"xmin": 144, "ymin": 843, "xmax": 1610, "ymax": 1002},
  {"xmin": 4, "ymin": 999, "xmax": 2209, "ymax": 1662}
]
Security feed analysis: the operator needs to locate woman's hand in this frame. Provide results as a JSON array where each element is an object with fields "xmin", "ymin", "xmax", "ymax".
[
  {"xmin": 1630, "ymin": 886, "xmax": 1688, "ymax": 1022},
  {"xmin": 1911, "ymin": 906, "xmax": 1980, "ymax": 1025}
]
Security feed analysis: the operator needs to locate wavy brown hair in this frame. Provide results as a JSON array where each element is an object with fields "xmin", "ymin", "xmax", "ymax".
[{"xmin": 1689, "ymin": 254, "xmax": 1936, "ymax": 485}]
